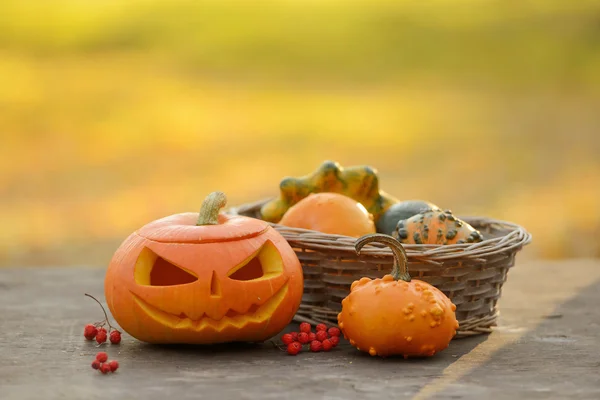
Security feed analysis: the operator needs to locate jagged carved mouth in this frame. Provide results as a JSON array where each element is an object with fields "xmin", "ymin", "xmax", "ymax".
[{"xmin": 132, "ymin": 283, "xmax": 288, "ymax": 331}]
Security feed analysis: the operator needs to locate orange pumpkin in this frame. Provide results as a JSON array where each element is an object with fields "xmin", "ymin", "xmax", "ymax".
[
  {"xmin": 338, "ymin": 234, "xmax": 459, "ymax": 358},
  {"xmin": 279, "ymin": 192, "xmax": 376, "ymax": 237},
  {"xmin": 393, "ymin": 209, "xmax": 483, "ymax": 245},
  {"xmin": 104, "ymin": 192, "xmax": 304, "ymax": 344}
]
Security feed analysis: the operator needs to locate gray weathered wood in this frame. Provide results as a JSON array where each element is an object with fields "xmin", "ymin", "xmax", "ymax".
[{"xmin": 1, "ymin": 260, "xmax": 600, "ymax": 400}]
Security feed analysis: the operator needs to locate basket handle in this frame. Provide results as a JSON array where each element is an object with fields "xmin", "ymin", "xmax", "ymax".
[{"xmin": 355, "ymin": 233, "xmax": 411, "ymax": 282}]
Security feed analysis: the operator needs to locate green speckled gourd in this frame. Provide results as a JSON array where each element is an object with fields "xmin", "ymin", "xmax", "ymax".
[
  {"xmin": 260, "ymin": 161, "xmax": 399, "ymax": 223},
  {"xmin": 392, "ymin": 209, "xmax": 484, "ymax": 245},
  {"xmin": 376, "ymin": 200, "xmax": 440, "ymax": 236}
]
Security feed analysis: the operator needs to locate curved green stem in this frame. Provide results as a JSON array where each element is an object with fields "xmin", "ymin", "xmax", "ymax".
[
  {"xmin": 354, "ymin": 233, "xmax": 411, "ymax": 282},
  {"xmin": 197, "ymin": 191, "xmax": 227, "ymax": 226}
]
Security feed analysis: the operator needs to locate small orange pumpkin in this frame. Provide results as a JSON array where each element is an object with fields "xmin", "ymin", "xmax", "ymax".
[
  {"xmin": 338, "ymin": 234, "xmax": 459, "ymax": 358},
  {"xmin": 279, "ymin": 192, "xmax": 376, "ymax": 237},
  {"xmin": 104, "ymin": 191, "xmax": 304, "ymax": 344},
  {"xmin": 393, "ymin": 209, "xmax": 483, "ymax": 245}
]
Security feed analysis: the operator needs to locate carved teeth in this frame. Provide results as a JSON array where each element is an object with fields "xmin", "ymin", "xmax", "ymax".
[{"xmin": 132, "ymin": 283, "xmax": 289, "ymax": 332}]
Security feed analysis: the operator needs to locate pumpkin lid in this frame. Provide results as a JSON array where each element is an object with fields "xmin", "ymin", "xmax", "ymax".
[
  {"xmin": 137, "ymin": 192, "xmax": 269, "ymax": 243},
  {"xmin": 137, "ymin": 212, "xmax": 268, "ymax": 243}
]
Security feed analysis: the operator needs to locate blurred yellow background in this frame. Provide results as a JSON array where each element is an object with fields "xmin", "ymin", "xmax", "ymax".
[{"xmin": 1, "ymin": 0, "xmax": 599, "ymax": 267}]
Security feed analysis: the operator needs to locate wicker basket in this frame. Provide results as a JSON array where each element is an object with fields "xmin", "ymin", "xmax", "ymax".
[{"xmin": 228, "ymin": 198, "xmax": 532, "ymax": 338}]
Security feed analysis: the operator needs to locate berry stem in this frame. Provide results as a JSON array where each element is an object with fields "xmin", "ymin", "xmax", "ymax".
[
  {"xmin": 196, "ymin": 191, "xmax": 227, "ymax": 226},
  {"xmin": 354, "ymin": 233, "xmax": 411, "ymax": 282},
  {"xmin": 85, "ymin": 293, "xmax": 120, "ymax": 333},
  {"xmin": 269, "ymin": 340, "xmax": 287, "ymax": 352}
]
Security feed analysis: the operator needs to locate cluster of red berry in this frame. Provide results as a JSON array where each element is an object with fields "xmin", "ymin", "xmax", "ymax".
[
  {"xmin": 83, "ymin": 294, "xmax": 122, "ymax": 345},
  {"xmin": 84, "ymin": 324, "xmax": 121, "ymax": 345},
  {"xmin": 91, "ymin": 352, "xmax": 119, "ymax": 374},
  {"xmin": 282, "ymin": 322, "xmax": 341, "ymax": 355}
]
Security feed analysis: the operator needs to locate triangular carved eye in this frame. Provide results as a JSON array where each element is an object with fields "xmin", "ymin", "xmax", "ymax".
[
  {"xmin": 135, "ymin": 247, "xmax": 198, "ymax": 286},
  {"xmin": 151, "ymin": 257, "xmax": 198, "ymax": 286},
  {"xmin": 229, "ymin": 257, "xmax": 264, "ymax": 281},
  {"xmin": 227, "ymin": 240, "xmax": 283, "ymax": 281}
]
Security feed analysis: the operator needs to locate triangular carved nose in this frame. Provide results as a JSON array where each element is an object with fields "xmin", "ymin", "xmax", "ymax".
[{"xmin": 210, "ymin": 270, "xmax": 221, "ymax": 297}]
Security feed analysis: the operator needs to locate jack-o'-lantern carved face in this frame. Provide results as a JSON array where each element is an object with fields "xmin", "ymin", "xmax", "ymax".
[{"xmin": 104, "ymin": 192, "xmax": 304, "ymax": 344}]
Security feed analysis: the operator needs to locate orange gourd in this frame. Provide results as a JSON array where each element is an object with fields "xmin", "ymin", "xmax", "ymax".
[
  {"xmin": 338, "ymin": 234, "xmax": 459, "ymax": 358},
  {"xmin": 279, "ymin": 192, "xmax": 376, "ymax": 237},
  {"xmin": 393, "ymin": 209, "xmax": 483, "ymax": 245},
  {"xmin": 104, "ymin": 192, "xmax": 304, "ymax": 344}
]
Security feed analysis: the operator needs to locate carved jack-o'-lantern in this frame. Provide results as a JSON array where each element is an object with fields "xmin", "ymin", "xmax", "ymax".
[{"xmin": 104, "ymin": 192, "xmax": 304, "ymax": 344}]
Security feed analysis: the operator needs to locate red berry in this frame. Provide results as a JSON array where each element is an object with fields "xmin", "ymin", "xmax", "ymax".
[
  {"xmin": 281, "ymin": 333, "xmax": 294, "ymax": 345},
  {"xmin": 95, "ymin": 352, "xmax": 108, "ymax": 363},
  {"xmin": 308, "ymin": 332, "xmax": 317, "ymax": 342},
  {"xmin": 329, "ymin": 336, "xmax": 340, "ymax": 347},
  {"xmin": 316, "ymin": 330, "xmax": 328, "ymax": 342},
  {"xmin": 91, "ymin": 360, "xmax": 100, "ymax": 370},
  {"xmin": 290, "ymin": 332, "xmax": 299, "ymax": 342},
  {"xmin": 95, "ymin": 328, "xmax": 107, "ymax": 344},
  {"xmin": 298, "ymin": 332, "xmax": 310, "ymax": 344},
  {"xmin": 315, "ymin": 323, "xmax": 327, "ymax": 332},
  {"xmin": 322, "ymin": 339, "xmax": 333, "ymax": 352},
  {"xmin": 109, "ymin": 330, "xmax": 121, "ymax": 344},
  {"xmin": 299, "ymin": 322, "xmax": 311, "ymax": 333},
  {"xmin": 309, "ymin": 340, "xmax": 323, "ymax": 352},
  {"xmin": 100, "ymin": 363, "xmax": 111, "ymax": 374},
  {"xmin": 287, "ymin": 342, "xmax": 302, "ymax": 355},
  {"xmin": 108, "ymin": 360, "xmax": 119, "ymax": 372},
  {"xmin": 328, "ymin": 327, "xmax": 341, "ymax": 337},
  {"xmin": 84, "ymin": 324, "xmax": 98, "ymax": 340}
]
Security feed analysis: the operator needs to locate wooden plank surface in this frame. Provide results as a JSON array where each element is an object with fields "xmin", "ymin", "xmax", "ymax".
[{"xmin": 1, "ymin": 259, "xmax": 600, "ymax": 400}]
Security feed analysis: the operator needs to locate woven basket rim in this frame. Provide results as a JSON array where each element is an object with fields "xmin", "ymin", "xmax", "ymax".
[{"xmin": 227, "ymin": 197, "xmax": 532, "ymax": 263}]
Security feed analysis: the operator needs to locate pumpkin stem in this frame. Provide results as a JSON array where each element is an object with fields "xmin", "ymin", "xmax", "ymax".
[
  {"xmin": 354, "ymin": 233, "xmax": 411, "ymax": 282},
  {"xmin": 197, "ymin": 191, "xmax": 228, "ymax": 226}
]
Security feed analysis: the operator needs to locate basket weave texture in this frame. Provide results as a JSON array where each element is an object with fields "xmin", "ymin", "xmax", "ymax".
[{"xmin": 228, "ymin": 198, "xmax": 532, "ymax": 338}]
